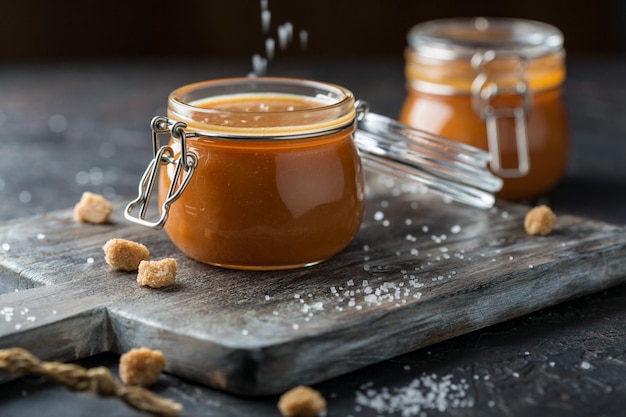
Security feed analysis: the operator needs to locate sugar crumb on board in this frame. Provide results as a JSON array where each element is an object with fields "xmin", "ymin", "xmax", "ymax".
[
  {"xmin": 73, "ymin": 191, "xmax": 112, "ymax": 224},
  {"xmin": 119, "ymin": 347, "xmax": 166, "ymax": 387},
  {"xmin": 137, "ymin": 258, "xmax": 177, "ymax": 288},
  {"xmin": 524, "ymin": 205, "xmax": 557, "ymax": 236},
  {"xmin": 278, "ymin": 385, "xmax": 327, "ymax": 417},
  {"xmin": 103, "ymin": 238, "xmax": 149, "ymax": 271}
]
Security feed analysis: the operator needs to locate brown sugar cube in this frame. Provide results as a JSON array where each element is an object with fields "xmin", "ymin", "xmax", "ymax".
[
  {"xmin": 103, "ymin": 238, "xmax": 150, "ymax": 271},
  {"xmin": 73, "ymin": 191, "xmax": 113, "ymax": 224},
  {"xmin": 278, "ymin": 386, "xmax": 327, "ymax": 417},
  {"xmin": 137, "ymin": 258, "xmax": 177, "ymax": 288},
  {"xmin": 524, "ymin": 205, "xmax": 557, "ymax": 236},
  {"xmin": 119, "ymin": 347, "xmax": 166, "ymax": 387}
]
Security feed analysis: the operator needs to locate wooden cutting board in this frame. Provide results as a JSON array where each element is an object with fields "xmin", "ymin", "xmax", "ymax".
[{"xmin": 1, "ymin": 186, "xmax": 625, "ymax": 395}]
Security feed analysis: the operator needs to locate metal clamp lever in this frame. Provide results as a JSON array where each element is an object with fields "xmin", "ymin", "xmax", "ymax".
[
  {"xmin": 124, "ymin": 116, "xmax": 197, "ymax": 230},
  {"xmin": 471, "ymin": 50, "xmax": 531, "ymax": 178}
]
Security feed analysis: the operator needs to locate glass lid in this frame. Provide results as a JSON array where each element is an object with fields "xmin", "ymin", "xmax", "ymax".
[
  {"xmin": 354, "ymin": 112, "xmax": 502, "ymax": 208},
  {"xmin": 407, "ymin": 17, "xmax": 564, "ymax": 60}
]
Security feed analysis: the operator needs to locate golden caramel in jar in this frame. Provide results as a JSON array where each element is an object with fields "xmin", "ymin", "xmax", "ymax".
[
  {"xmin": 159, "ymin": 78, "xmax": 364, "ymax": 270},
  {"xmin": 401, "ymin": 18, "xmax": 568, "ymax": 201}
]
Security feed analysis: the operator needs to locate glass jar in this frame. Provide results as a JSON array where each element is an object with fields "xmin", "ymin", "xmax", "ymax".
[
  {"xmin": 400, "ymin": 17, "xmax": 568, "ymax": 201},
  {"xmin": 125, "ymin": 77, "xmax": 501, "ymax": 270}
]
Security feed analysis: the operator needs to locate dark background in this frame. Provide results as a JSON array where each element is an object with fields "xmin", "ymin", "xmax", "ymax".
[{"xmin": 1, "ymin": 0, "xmax": 625, "ymax": 64}]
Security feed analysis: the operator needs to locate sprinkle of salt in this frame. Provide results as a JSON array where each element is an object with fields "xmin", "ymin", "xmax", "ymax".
[{"xmin": 355, "ymin": 373, "xmax": 473, "ymax": 416}]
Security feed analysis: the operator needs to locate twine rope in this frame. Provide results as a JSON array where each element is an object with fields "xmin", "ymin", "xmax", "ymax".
[{"xmin": 0, "ymin": 347, "xmax": 182, "ymax": 417}]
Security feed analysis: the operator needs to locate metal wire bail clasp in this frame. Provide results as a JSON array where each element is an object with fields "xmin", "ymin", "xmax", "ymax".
[
  {"xmin": 124, "ymin": 116, "xmax": 198, "ymax": 229},
  {"xmin": 471, "ymin": 50, "xmax": 531, "ymax": 178}
]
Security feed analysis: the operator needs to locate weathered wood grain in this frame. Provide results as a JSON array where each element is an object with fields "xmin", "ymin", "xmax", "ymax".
[{"xmin": 1, "ymin": 185, "xmax": 625, "ymax": 395}]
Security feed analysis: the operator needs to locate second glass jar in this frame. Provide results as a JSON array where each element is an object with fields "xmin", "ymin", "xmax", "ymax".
[{"xmin": 400, "ymin": 17, "xmax": 568, "ymax": 201}]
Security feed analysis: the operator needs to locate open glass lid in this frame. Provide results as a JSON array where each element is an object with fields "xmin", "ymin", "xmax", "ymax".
[{"xmin": 354, "ymin": 111, "xmax": 503, "ymax": 208}]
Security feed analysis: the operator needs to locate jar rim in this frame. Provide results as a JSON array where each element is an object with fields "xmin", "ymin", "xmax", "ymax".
[
  {"xmin": 167, "ymin": 77, "xmax": 356, "ymax": 138},
  {"xmin": 407, "ymin": 17, "xmax": 564, "ymax": 60}
]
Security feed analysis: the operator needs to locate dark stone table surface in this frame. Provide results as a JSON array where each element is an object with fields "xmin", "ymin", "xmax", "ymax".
[{"xmin": 1, "ymin": 55, "xmax": 625, "ymax": 416}]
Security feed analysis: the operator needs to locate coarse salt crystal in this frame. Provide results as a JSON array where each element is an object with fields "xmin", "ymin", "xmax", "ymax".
[{"xmin": 2, "ymin": 243, "xmax": 9, "ymax": 251}]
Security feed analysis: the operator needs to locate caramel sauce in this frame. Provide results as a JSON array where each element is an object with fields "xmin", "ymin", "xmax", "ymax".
[
  {"xmin": 160, "ymin": 93, "xmax": 364, "ymax": 270},
  {"xmin": 401, "ymin": 50, "xmax": 568, "ymax": 201},
  {"xmin": 400, "ymin": 88, "xmax": 568, "ymax": 201}
]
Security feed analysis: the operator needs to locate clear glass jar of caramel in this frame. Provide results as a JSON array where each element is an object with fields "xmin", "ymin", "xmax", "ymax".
[
  {"xmin": 125, "ymin": 77, "xmax": 501, "ymax": 270},
  {"xmin": 400, "ymin": 17, "xmax": 568, "ymax": 201}
]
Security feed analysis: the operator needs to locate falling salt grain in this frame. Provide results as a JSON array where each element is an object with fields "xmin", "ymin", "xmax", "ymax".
[
  {"xmin": 450, "ymin": 224, "xmax": 462, "ymax": 234},
  {"xmin": 261, "ymin": 9, "xmax": 271, "ymax": 33},
  {"xmin": 292, "ymin": 323, "xmax": 299, "ymax": 330},
  {"xmin": 265, "ymin": 38, "xmax": 275, "ymax": 60},
  {"xmin": 264, "ymin": 295, "xmax": 271, "ymax": 301},
  {"xmin": 86, "ymin": 257, "xmax": 94, "ymax": 264},
  {"xmin": 36, "ymin": 233, "xmax": 46, "ymax": 240},
  {"xmin": 580, "ymin": 361, "xmax": 592, "ymax": 370},
  {"xmin": 2, "ymin": 243, "xmax": 10, "ymax": 251},
  {"xmin": 241, "ymin": 329, "xmax": 249, "ymax": 336},
  {"xmin": 299, "ymin": 30, "xmax": 308, "ymax": 50}
]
